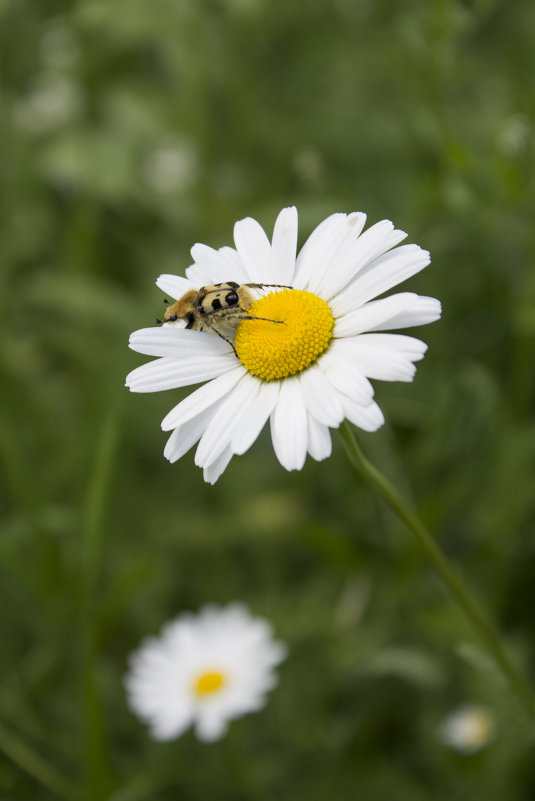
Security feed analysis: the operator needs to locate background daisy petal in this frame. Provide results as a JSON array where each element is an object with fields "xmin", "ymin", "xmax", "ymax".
[
  {"xmin": 195, "ymin": 711, "xmax": 229, "ymax": 742},
  {"xmin": 150, "ymin": 714, "xmax": 193, "ymax": 742}
]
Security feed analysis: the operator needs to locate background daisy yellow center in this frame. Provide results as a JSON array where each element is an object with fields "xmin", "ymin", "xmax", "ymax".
[
  {"xmin": 457, "ymin": 710, "xmax": 493, "ymax": 747},
  {"xmin": 194, "ymin": 670, "xmax": 226, "ymax": 696},
  {"xmin": 235, "ymin": 289, "xmax": 334, "ymax": 381}
]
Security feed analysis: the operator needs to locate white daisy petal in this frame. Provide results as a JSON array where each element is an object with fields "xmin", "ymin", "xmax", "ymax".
[
  {"xmin": 203, "ymin": 445, "xmax": 234, "ymax": 484},
  {"xmin": 128, "ymin": 327, "xmax": 232, "ymax": 359},
  {"xmin": 195, "ymin": 712, "xmax": 228, "ymax": 743},
  {"xmin": 164, "ymin": 407, "xmax": 218, "ymax": 463},
  {"xmin": 161, "ymin": 367, "xmax": 245, "ymax": 431},
  {"xmin": 341, "ymin": 397, "xmax": 385, "ymax": 432},
  {"xmin": 150, "ymin": 710, "xmax": 194, "ymax": 742},
  {"xmin": 317, "ymin": 345, "xmax": 375, "ymax": 406},
  {"xmin": 219, "ymin": 246, "xmax": 251, "ymax": 283},
  {"xmin": 185, "ymin": 261, "xmax": 214, "ymax": 286},
  {"xmin": 332, "ymin": 244, "xmax": 431, "ymax": 316},
  {"xmin": 310, "ymin": 212, "xmax": 368, "ymax": 297},
  {"xmin": 233, "ymin": 216, "xmax": 273, "ymax": 283},
  {"xmin": 270, "ymin": 378, "xmax": 308, "ymax": 471},
  {"xmin": 315, "ymin": 218, "xmax": 406, "ymax": 300},
  {"xmin": 381, "ymin": 295, "xmax": 441, "ymax": 331},
  {"xmin": 270, "ymin": 206, "xmax": 298, "ymax": 285},
  {"xmin": 231, "ymin": 381, "xmax": 280, "ymax": 456},
  {"xmin": 156, "ymin": 274, "xmax": 195, "ymax": 299},
  {"xmin": 335, "ymin": 292, "xmax": 442, "ymax": 337},
  {"xmin": 293, "ymin": 212, "xmax": 348, "ymax": 290},
  {"xmin": 307, "ymin": 414, "xmax": 332, "ymax": 461},
  {"xmin": 195, "ymin": 374, "xmax": 260, "ymax": 467},
  {"xmin": 261, "ymin": 640, "xmax": 288, "ymax": 666},
  {"xmin": 299, "ymin": 365, "xmax": 345, "ymax": 427},
  {"xmin": 189, "ymin": 243, "xmax": 249, "ymax": 285},
  {"xmin": 125, "ymin": 604, "xmax": 286, "ymax": 742},
  {"xmin": 348, "ymin": 333, "xmax": 428, "ymax": 382},
  {"xmin": 189, "ymin": 244, "xmax": 231, "ymax": 284},
  {"xmin": 126, "ymin": 353, "xmax": 236, "ymax": 392}
]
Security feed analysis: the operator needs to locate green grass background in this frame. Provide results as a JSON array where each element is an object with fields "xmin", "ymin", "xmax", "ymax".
[{"xmin": 1, "ymin": 0, "xmax": 535, "ymax": 798}]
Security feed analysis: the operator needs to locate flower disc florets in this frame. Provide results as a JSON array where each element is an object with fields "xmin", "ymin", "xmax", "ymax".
[
  {"xmin": 193, "ymin": 670, "xmax": 226, "ymax": 697},
  {"xmin": 235, "ymin": 289, "xmax": 334, "ymax": 381}
]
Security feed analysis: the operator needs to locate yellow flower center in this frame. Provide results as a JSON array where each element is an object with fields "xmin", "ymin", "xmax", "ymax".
[
  {"xmin": 235, "ymin": 289, "xmax": 334, "ymax": 381},
  {"xmin": 193, "ymin": 670, "xmax": 226, "ymax": 697},
  {"xmin": 458, "ymin": 711, "xmax": 493, "ymax": 748}
]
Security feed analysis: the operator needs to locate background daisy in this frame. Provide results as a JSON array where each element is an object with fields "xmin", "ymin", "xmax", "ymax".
[
  {"xmin": 440, "ymin": 705, "xmax": 495, "ymax": 754},
  {"xmin": 125, "ymin": 604, "xmax": 287, "ymax": 742}
]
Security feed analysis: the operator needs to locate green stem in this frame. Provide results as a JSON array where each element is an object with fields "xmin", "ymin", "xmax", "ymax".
[
  {"xmin": 339, "ymin": 421, "xmax": 535, "ymax": 722},
  {"xmin": 0, "ymin": 718, "xmax": 82, "ymax": 800},
  {"xmin": 80, "ymin": 402, "xmax": 122, "ymax": 800}
]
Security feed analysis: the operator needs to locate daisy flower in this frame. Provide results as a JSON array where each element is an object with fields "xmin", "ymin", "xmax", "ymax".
[
  {"xmin": 439, "ymin": 705, "xmax": 495, "ymax": 754},
  {"xmin": 126, "ymin": 207, "xmax": 441, "ymax": 483},
  {"xmin": 125, "ymin": 603, "xmax": 287, "ymax": 742}
]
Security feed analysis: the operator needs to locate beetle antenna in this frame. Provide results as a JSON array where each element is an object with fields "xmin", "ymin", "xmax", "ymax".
[
  {"xmin": 156, "ymin": 319, "xmax": 163, "ymax": 325},
  {"xmin": 163, "ymin": 298, "xmax": 169, "ymax": 305},
  {"xmin": 245, "ymin": 283, "xmax": 293, "ymax": 290}
]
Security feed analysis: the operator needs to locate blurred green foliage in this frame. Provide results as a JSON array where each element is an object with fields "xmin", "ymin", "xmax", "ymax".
[{"xmin": 1, "ymin": 0, "xmax": 535, "ymax": 798}]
